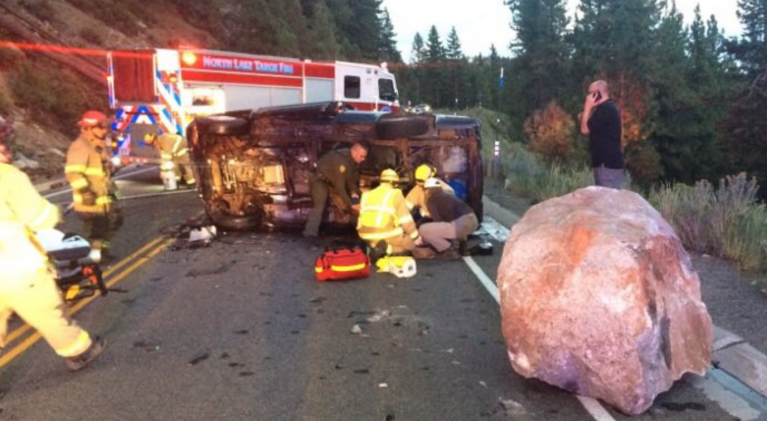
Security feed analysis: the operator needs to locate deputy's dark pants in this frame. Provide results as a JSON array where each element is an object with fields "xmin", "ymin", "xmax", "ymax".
[{"xmin": 303, "ymin": 180, "xmax": 329, "ymax": 237}]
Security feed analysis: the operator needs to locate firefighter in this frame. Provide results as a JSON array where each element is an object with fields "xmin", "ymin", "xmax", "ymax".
[
  {"xmin": 302, "ymin": 140, "xmax": 370, "ymax": 238},
  {"xmin": 0, "ymin": 115, "xmax": 106, "ymax": 371},
  {"xmin": 357, "ymin": 169, "xmax": 435, "ymax": 260},
  {"xmin": 144, "ymin": 130, "xmax": 196, "ymax": 186},
  {"xmin": 65, "ymin": 110, "xmax": 124, "ymax": 263},
  {"xmin": 405, "ymin": 163, "xmax": 454, "ymax": 219}
]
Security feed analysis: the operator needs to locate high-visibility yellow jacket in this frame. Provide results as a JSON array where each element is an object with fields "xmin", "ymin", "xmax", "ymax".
[
  {"xmin": 156, "ymin": 133, "xmax": 190, "ymax": 163},
  {"xmin": 65, "ymin": 134, "xmax": 113, "ymax": 214},
  {"xmin": 0, "ymin": 163, "xmax": 61, "ymax": 275},
  {"xmin": 357, "ymin": 183, "xmax": 419, "ymax": 243}
]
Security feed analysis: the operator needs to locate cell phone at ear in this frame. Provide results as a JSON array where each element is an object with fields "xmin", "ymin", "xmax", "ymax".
[{"xmin": 593, "ymin": 91, "xmax": 602, "ymax": 101}]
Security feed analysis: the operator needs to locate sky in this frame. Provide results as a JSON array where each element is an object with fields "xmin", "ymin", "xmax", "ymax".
[{"xmin": 382, "ymin": 0, "xmax": 743, "ymax": 63}]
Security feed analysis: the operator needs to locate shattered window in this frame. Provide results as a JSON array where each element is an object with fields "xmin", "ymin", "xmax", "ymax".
[{"xmin": 344, "ymin": 76, "xmax": 361, "ymax": 99}]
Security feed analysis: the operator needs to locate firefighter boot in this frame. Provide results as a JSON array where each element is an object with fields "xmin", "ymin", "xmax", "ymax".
[{"xmin": 65, "ymin": 337, "xmax": 106, "ymax": 371}]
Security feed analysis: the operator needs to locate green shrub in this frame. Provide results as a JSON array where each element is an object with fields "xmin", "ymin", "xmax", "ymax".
[
  {"xmin": 650, "ymin": 173, "xmax": 767, "ymax": 272},
  {"xmin": 502, "ymin": 142, "xmax": 593, "ymax": 202}
]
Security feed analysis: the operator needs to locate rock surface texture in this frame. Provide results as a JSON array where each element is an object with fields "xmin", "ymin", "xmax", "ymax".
[{"xmin": 497, "ymin": 187, "xmax": 712, "ymax": 415}]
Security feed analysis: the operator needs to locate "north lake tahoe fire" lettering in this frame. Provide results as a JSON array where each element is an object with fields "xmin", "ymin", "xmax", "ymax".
[{"xmin": 201, "ymin": 56, "xmax": 295, "ymax": 75}]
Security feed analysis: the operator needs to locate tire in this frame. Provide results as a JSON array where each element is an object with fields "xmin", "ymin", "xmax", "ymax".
[
  {"xmin": 375, "ymin": 114, "xmax": 432, "ymax": 140},
  {"xmin": 199, "ymin": 115, "xmax": 249, "ymax": 136},
  {"xmin": 210, "ymin": 213, "xmax": 263, "ymax": 231}
]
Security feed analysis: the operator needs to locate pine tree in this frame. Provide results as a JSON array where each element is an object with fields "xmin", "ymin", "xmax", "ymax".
[
  {"xmin": 345, "ymin": 0, "xmax": 383, "ymax": 60},
  {"xmin": 446, "ymin": 27, "xmax": 463, "ymax": 60},
  {"xmin": 378, "ymin": 7, "xmax": 402, "ymax": 63},
  {"xmin": 571, "ymin": 0, "xmax": 663, "ymax": 146},
  {"xmin": 506, "ymin": 0, "xmax": 571, "ymax": 145},
  {"xmin": 306, "ymin": 0, "xmax": 340, "ymax": 59},
  {"xmin": 229, "ymin": 0, "xmax": 278, "ymax": 54},
  {"xmin": 411, "ymin": 32, "xmax": 426, "ymax": 64},
  {"xmin": 425, "ymin": 25, "xmax": 447, "ymax": 107},
  {"xmin": 720, "ymin": 0, "xmax": 767, "ymax": 196}
]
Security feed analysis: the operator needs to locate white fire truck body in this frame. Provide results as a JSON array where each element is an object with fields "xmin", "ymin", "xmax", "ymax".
[{"xmin": 107, "ymin": 48, "xmax": 399, "ymax": 163}]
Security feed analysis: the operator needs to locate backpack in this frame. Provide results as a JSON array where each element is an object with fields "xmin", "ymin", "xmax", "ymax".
[{"xmin": 314, "ymin": 247, "xmax": 371, "ymax": 282}]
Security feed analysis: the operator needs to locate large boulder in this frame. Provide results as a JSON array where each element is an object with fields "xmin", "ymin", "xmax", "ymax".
[{"xmin": 497, "ymin": 186, "xmax": 712, "ymax": 415}]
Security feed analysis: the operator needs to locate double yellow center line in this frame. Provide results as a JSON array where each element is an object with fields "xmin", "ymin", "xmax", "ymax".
[{"xmin": 0, "ymin": 235, "xmax": 174, "ymax": 369}]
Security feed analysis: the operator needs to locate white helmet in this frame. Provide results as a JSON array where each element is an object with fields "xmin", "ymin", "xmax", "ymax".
[
  {"xmin": 424, "ymin": 178, "xmax": 441, "ymax": 189},
  {"xmin": 387, "ymin": 256, "xmax": 417, "ymax": 278}
]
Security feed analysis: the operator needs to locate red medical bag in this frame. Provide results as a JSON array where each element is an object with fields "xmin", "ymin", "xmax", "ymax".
[{"xmin": 314, "ymin": 247, "xmax": 371, "ymax": 282}]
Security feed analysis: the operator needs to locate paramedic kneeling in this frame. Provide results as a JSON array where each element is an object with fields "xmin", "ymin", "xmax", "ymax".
[{"xmin": 418, "ymin": 178, "xmax": 478, "ymax": 260}]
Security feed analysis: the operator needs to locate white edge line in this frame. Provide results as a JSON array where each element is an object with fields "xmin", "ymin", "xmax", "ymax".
[
  {"xmin": 462, "ymin": 256, "xmax": 499, "ymax": 304},
  {"xmin": 463, "ymin": 245, "xmax": 617, "ymax": 421},
  {"xmin": 44, "ymin": 166, "xmax": 158, "ymax": 199}
]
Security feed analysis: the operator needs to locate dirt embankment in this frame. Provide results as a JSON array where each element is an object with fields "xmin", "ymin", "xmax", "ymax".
[{"xmin": 0, "ymin": 0, "xmax": 215, "ymax": 183}]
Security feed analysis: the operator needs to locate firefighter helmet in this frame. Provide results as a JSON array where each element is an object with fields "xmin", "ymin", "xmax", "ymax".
[
  {"xmin": 414, "ymin": 164, "xmax": 436, "ymax": 184},
  {"xmin": 78, "ymin": 110, "xmax": 108, "ymax": 128},
  {"xmin": 380, "ymin": 168, "xmax": 399, "ymax": 183}
]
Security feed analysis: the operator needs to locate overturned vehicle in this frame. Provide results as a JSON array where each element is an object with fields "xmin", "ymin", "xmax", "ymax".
[{"xmin": 187, "ymin": 102, "xmax": 484, "ymax": 231}]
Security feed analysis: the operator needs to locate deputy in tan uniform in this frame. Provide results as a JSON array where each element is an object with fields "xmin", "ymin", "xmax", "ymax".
[
  {"xmin": 144, "ymin": 130, "xmax": 195, "ymax": 186},
  {"xmin": 0, "ymin": 115, "xmax": 105, "ymax": 371},
  {"xmin": 303, "ymin": 140, "xmax": 370, "ymax": 237},
  {"xmin": 65, "ymin": 110, "xmax": 123, "ymax": 263}
]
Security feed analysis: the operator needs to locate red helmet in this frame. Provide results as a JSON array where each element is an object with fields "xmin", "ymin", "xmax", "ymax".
[{"xmin": 78, "ymin": 110, "xmax": 108, "ymax": 128}]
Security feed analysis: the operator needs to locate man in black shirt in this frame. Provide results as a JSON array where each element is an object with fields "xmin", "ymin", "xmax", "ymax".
[{"xmin": 580, "ymin": 80, "xmax": 624, "ymax": 189}]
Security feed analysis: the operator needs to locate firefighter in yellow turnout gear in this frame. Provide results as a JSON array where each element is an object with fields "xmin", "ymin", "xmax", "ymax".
[
  {"xmin": 357, "ymin": 169, "xmax": 433, "ymax": 259},
  {"xmin": 0, "ymin": 115, "xmax": 105, "ymax": 371},
  {"xmin": 65, "ymin": 110, "xmax": 123, "ymax": 263},
  {"xmin": 145, "ymin": 131, "xmax": 195, "ymax": 187}
]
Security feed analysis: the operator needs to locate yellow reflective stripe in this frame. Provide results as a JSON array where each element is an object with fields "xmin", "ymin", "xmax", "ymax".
[
  {"xmin": 376, "ymin": 189, "xmax": 396, "ymax": 227},
  {"xmin": 84, "ymin": 168, "xmax": 106, "ymax": 177},
  {"xmin": 315, "ymin": 266, "xmax": 323, "ymax": 273},
  {"xmin": 399, "ymin": 214, "xmax": 414, "ymax": 225},
  {"xmin": 362, "ymin": 205, "xmax": 397, "ymax": 214},
  {"xmin": 331, "ymin": 263, "xmax": 366, "ymax": 272},
  {"xmin": 410, "ymin": 230, "xmax": 420, "ymax": 239},
  {"xmin": 65, "ymin": 165, "xmax": 87, "ymax": 174},
  {"xmin": 172, "ymin": 136, "xmax": 183, "ymax": 154},
  {"xmin": 55, "ymin": 330, "xmax": 91, "ymax": 357},
  {"xmin": 28, "ymin": 203, "xmax": 56, "ymax": 229},
  {"xmin": 406, "ymin": 200, "xmax": 415, "ymax": 210},
  {"xmin": 70, "ymin": 178, "xmax": 89, "ymax": 190},
  {"xmin": 161, "ymin": 153, "xmax": 173, "ymax": 159},
  {"xmin": 95, "ymin": 196, "xmax": 111, "ymax": 205},
  {"xmin": 175, "ymin": 148, "xmax": 188, "ymax": 156}
]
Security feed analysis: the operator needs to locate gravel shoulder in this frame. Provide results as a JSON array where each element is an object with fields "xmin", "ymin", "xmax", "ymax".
[{"xmin": 483, "ymin": 178, "xmax": 767, "ymax": 356}]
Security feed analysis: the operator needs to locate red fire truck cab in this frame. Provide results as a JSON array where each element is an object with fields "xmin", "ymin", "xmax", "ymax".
[{"xmin": 107, "ymin": 48, "xmax": 400, "ymax": 164}]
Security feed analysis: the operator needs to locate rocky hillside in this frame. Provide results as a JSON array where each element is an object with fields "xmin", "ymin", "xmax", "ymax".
[{"xmin": 0, "ymin": 0, "xmax": 216, "ymax": 182}]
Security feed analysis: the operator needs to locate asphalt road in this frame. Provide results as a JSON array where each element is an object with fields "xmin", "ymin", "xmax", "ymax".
[{"xmin": 0, "ymin": 169, "xmax": 764, "ymax": 421}]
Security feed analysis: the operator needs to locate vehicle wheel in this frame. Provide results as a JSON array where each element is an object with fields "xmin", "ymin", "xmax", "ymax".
[
  {"xmin": 209, "ymin": 213, "xmax": 263, "ymax": 231},
  {"xmin": 199, "ymin": 116, "xmax": 249, "ymax": 136},
  {"xmin": 375, "ymin": 114, "xmax": 432, "ymax": 140}
]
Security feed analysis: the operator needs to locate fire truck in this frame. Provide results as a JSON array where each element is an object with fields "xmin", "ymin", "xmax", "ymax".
[{"xmin": 106, "ymin": 48, "xmax": 400, "ymax": 163}]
